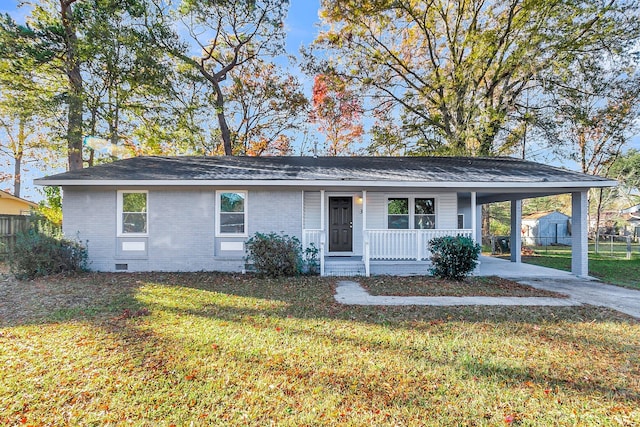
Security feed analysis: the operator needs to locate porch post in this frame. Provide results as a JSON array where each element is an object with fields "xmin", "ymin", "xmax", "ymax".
[
  {"xmin": 476, "ymin": 205, "xmax": 483, "ymax": 244},
  {"xmin": 362, "ymin": 190, "xmax": 370, "ymax": 276},
  {"xmin": 471, "ymin": 192, "xmax": 478, "ymax": 243},
  {"xmin": 301, "ymin": 190, "xmax": 305, "ymax": 234},
  {"xmin": 320, "ymin": 190, "xmax": 325, "ymax": 276},
  {"xmin": 510, "ymin": 199, "xmax": 522, "ymax": 263},
  {"xmin": 571, "ymin": 191, "xmax": 589, "ymax": 277}
]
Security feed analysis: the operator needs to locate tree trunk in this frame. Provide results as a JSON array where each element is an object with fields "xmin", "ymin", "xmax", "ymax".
[
  {"xmin": 13, "ymin": 152, "xmax": 22, "ymax": 199},
  {"xmin": 595, "ymin": 188, "xmax": 604, "ymax": 254},
  {"xmin": 61, "ymin": 0, "xmax": 84, "ymax": 171},
  {"xmin": 213, "ymin": 81, "xmax": 233, "ymax": 155},
  {"xmin": 482, "ymin": 204, "xmax": 491, "ymax": 244},
  {"xmin": 14, "ymin": 118, "xmax": 24, "ymax": 198}
]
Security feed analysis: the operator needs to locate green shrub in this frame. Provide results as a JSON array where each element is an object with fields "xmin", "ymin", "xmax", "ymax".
[
  {"xmin": 245, "ymin": 232, "xmax": 303, "ymax": 277},
  {"xmin": 428, "ymin": 235, "xmax": 481, "ymax": 281},
  {"xmin": 10, "ymin": 230, "xmax": 88, "ymax": 279},
  {"xmin": 303, "ymin": 243, "xmax": 320, "ymax": 275}
]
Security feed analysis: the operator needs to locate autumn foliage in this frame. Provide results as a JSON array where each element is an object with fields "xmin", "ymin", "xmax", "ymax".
[{"xmin": 310, "ymin": 74, "xmax": 364, "ymax": 155}]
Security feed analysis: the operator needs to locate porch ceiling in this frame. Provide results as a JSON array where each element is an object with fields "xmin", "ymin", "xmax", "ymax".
[{"xmin": 469, "ymin": 189, "xmax": 584, "ymax": 204}]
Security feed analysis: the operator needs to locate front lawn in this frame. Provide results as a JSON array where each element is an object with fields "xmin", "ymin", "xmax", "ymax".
[
  {"xmin": 1, "ymin": 273, "xmax": 639, "ymax": 425},
  {"xmin": 520, "ymin": 248, "xmax": 640, "ymax": 289}
]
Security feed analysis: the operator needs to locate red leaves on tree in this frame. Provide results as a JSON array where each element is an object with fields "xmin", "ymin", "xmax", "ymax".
[{"xmin": 310, "ymin": 74, "xmax": 364, "ymax": 155}]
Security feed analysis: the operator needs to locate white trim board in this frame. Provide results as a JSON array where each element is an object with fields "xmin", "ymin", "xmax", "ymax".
[{"xmin": 35, "ymin": 178, "xmax": 617, "ymax": 189}]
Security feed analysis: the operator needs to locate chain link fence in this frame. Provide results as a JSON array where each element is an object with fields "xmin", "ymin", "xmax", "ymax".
[{"xmin": 484, "ymin": 234, "xmax": 640, "ymax": 259}]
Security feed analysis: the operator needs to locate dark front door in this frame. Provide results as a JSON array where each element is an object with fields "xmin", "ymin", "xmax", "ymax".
[{"xmin": 329, "ymin": 197, "xmax": 353, "ymax": 252}]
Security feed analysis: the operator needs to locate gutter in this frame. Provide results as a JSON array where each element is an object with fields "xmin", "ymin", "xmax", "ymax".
[{"xmin": 33, "ymin": 178, "xmax": 619, "ymax": 189}]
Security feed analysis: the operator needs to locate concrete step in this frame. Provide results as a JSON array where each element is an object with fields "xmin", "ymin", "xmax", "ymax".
[{"xmin": 324, "ymin": 261, "xmax": 366, "ymax": 277}]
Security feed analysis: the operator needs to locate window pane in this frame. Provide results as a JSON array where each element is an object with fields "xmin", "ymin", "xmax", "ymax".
[
  {"xmin": 388, "ymin": 215, "xmax": 409, "ymax": 229},
  {"xmin": 220, "ymin": 213, "xmax": 245, "ymax": 234},
  {"xmin": 388, "ymin": 198, "xmax": 408, "ymax": 215},
  {"xmin": 458, "ymin": 214, "xmax": 464, "ymax": 229},
  {"xmin": 123, "ymin": 193, "xmax": 146, "ymax": 213},
  {"xmin": 415, "ymin": 215, "xmax": 435, "ymax": 229},
  {"xmin": 415, "ymin": 198, "xmax": 434, "ymax": 215},
  {"xmin": 220, "ymin": 192, "xmax": 245, "ymax": 213},
  {"xmin": 123, "ymin": 212, "xmax": 147, "ymax": 233}
]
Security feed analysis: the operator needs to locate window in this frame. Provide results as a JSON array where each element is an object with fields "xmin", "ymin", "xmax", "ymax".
[
  {"xmin": 458, "ymin": 214, "xmax": 464, "ymax": 229},
  {"xmin": 387, "ymin": 197, "xmax": 436, "ymax": 229},
  {"xmin": 388, "ymin": 198, "xmax": 409, "ymax": 229},
  {"xmin": 414, "ymin": 198, "xmax": 435, "ymax": 229},
  {"xmin": 118, "ymin": 191, "xmax": 148, "ymax": 235},
  {"xmin": 217, "ymin": 191, "xmax": 247, "ymax": 236}
]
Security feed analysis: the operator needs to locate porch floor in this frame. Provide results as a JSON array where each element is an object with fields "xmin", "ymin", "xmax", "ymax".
[{"xmin": 322, "ymin": 255, "xmax": 580, "ymax": 279}]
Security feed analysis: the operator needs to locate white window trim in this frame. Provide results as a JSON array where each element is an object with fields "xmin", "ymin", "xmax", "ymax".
[
  {"xmin": 386, "ymin": 195, "xmax": 437, "ymax": 230},
  {"xmin": 216, "ymin": 190, "xmax": 248, "ymax": 237},
  {"xmin": 117, "ymin": 190, "xmax": 149, "ymax": 237},
  {"xmin": 458, "ymin": 213, "xmax": 465, "ymax": 229}
]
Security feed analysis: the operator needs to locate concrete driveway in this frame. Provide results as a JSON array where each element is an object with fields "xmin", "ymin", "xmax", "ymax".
[{"xmin": 478, "ymin": 256, "xmax": 640, "ymax": 319}]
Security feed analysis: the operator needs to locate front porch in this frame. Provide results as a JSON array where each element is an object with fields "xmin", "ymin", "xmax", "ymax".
[
  {"xmin": 301, "ymin": 189, "xmax": 591, "ymax": 278},
  {"xmin": 306, "ymin": 229, "xmax": 473, "ymax": 276}
]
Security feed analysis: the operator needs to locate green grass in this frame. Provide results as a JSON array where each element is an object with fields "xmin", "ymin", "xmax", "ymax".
[
  {"xmin": 1, "ymin": 272, "xmax": 639, "ymax": 426},
  {"xmin": 520, "ymin": 247, "xmax": 640, "ymax": 289}
]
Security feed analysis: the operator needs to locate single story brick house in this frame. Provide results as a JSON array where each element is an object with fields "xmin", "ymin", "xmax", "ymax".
[{"xmin": 35, "ymin": 156, "xmax": 615, "ymax": 277}]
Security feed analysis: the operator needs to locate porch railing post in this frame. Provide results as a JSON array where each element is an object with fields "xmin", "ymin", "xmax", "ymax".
[
  {"xmin": 320, "ymin": 233, "xmax": 325, "ymax": 276},
  {"xmin": 364, "ymin": 231, "xmax": 370, "ymax": 277}
]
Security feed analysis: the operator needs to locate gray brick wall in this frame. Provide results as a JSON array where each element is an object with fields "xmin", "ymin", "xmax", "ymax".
[
  {"xmin": 63, "ymin": 187, "xmax": 116, "ymax": 272},
  {"xmin": 248, "ymin": 190, "xmax": 302, "ymax": 237},
  {"xmin": 62, "ymin": 187, "xmax": 303, "ymax": 272}
]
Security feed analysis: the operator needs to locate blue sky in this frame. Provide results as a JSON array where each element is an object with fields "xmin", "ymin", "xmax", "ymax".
[{"xmin": 286, "ymin": 1, "xmax": 322, "ymax": 55}]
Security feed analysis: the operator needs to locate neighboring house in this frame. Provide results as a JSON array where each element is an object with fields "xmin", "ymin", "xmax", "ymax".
[
  {"xmin": 620, "ymin": 204, "xmax": 640, "ymax": 237},
  {"xmin": 521, "ymin": 211, "xmax": 572, "ymax": 246},
  {"xmin": 35, "ymin": 156, "xmax": 616, "ymax": 277},
  {"xmin": 0, "ymin": 190, "xmax": 37, "ymax": 215}
]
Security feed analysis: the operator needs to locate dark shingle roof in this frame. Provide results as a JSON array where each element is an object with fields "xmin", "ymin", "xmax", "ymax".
[{"xmin": 36, "ymin": 155, "xmax": 612, "ymax": 185}]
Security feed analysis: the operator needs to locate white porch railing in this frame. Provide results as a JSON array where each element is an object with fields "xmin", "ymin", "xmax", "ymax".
[
  {"xmin": 305, "ymin": 228, "xmax": 473, "ymax": 276},
  {"xmin": 303, "ymin": 229, "xmax": 325, "ymax": 275},
  {"xmin": 302, "ymin": 229, "xmax": 322, "ymax": 250},
  {"xmin": 365, "ymin": 229, "xmax": 473, "ymax": 261}
]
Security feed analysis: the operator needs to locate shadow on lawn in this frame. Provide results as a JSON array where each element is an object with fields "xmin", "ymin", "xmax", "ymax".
[
  {"xmin": 1, "ymin": 271, "xmax": 639, "ymax": 422},
  {"xmin": 2, "ymin": 271, "xmax": 637, "ymax": 328},
  {"xmin": 0, "ymin": 272, "xmax": 146, "ymax": 328},
  {"xmin": 130, "ymin": 275, "xmax": 640, "ymax": 406}
]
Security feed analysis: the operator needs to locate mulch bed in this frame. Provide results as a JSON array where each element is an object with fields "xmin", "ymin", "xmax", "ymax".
[{"xmin": 359, "ymin": 275, "xmax": 568, "ymax": 298}]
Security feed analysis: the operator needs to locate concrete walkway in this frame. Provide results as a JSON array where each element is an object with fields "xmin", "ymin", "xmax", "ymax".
[
  {"xmin": 334, "ymin": 281, "xmax": 580, "ymax": 307},
  {"xmin": 334, "ymin": 256, "xmax": 640, "ymax": 319}
]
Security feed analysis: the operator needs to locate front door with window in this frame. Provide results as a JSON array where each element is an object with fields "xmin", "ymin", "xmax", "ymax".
[{"xmin": 329, "ymin": 197, "xmax": 353, "ymax": 252}]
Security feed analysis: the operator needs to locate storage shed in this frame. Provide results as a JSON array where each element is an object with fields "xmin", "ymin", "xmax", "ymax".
[{"xmin": 522, "ymin": 211, "xmax": 572, "ymax": 246}]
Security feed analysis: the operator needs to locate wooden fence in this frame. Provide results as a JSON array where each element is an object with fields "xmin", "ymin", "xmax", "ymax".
[{"xmin": 0, "ymin": 215, "xmax": 30, "ymax": 257}]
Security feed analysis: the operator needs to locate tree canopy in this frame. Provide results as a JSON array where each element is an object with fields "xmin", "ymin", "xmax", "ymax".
[{"xmin": 309, "ymin": 0, "xmax": 640, "ymax": 156}]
